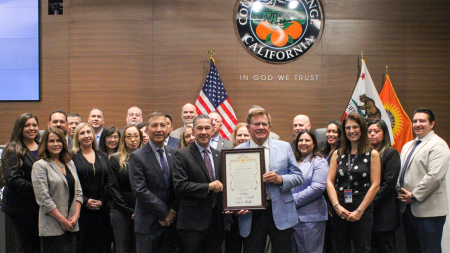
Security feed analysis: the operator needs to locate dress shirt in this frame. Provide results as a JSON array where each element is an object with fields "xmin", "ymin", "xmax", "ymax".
[
  {"xmin": 195, "ymin": 141, "xmax": 215, "ymax": 179},
  {"xmin": 249, "ymin": 138, "xmax": 270, "ymax": 199},
  {"xmin": 149, "ymin": 141, "xmax": 168, "ymax": 168},
  {"xmin": 95, "ymin": 128, "xmax": 103, "ymax": 148},
  {"xmin": 164, "ymin": 136, "xmax": 169, "ymax": 146},
  {"xmin": 210, "ymin": 135, "xmax": 220, "ymax": 149}
]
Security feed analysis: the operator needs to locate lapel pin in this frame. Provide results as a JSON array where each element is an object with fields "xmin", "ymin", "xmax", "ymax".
[
  {"xmin": 273, "ymin": 145, "xmax": 276, "ymax": 149},
  {"xmin": 168, "ymin": 154, "xmax": 171, "ymax": 157}
]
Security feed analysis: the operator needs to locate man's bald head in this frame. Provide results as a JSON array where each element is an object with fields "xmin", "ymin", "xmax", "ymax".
[
  {"xmin": 181, "ymin": 103, "xmax": 198, "ymax": 125},
  {"xmin": 293, "ymin": 114, "xmax": 311, "ymax": 136}
]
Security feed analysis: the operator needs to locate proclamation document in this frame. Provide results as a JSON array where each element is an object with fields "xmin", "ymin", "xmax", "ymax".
[{"xmin": 222, "ymin": 148, "xmax": 266, "ymax": 211}]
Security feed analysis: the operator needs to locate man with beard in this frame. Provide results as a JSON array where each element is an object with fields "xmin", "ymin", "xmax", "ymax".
[{"xmin": 41, "ymin": 110, "xmax": 72, "ymax": 150}]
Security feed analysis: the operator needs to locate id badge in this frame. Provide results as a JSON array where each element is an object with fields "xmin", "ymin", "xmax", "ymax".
[{"xmin": 344, "ymin": 189, "xmax": 352, "ymax": 203}]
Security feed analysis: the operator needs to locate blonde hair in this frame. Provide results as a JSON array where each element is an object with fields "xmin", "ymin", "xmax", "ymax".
[
  {"xmin": 116, "ymin": 124, "xmax": 143, "ymax": 172},
  {"xmin": 72, "ymin": 123, "xmax": 97, "ymax": 153},
  {"xmin": 232, "ymin": 123, "xmax": 248, "ymax": 148},
  {"xmin": 178, "ymin": 124, "xmax": 194, "ymax": 149}
]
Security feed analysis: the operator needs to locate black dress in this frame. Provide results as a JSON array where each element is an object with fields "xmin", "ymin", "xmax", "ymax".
[
  {"xmin": 331, "ymin": 149, "xmax": 374, "ymax": 253},
  {"xmin": 1, "ymin": 144, "xmax": 40, "ymax": 253},
  {"xmin": 72, "ymin": 150, "xmax": 112, "ymax": 253},
  {"xmin": 371, "ymin": 147, "xmax": 401, "ymax": 253}
]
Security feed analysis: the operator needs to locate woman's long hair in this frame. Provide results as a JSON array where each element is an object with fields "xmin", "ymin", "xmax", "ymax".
[
  {"xmin": 178, "ymin": 124, "xmax": 194, "ymax": 149},
  {"xmin": 38, "ymin": 127, "xmax": 72, "ymax": 163},
  {"xmin": 98, "ymin": 125, "xmax": 120, "ymax": 154},
  {"xmin": 367, "ymin": 119, "xmax": 391, "ymax": 156},
  {"xmin": 72, "ymin": 123, "xmax": 97, "ymax": 153},
  {"xmin": 340, "ymin": 112, "xmax": 370, "ymax": 155},
  {"xmin": 320, "ymin": 120, "xmax": 342, "ymax": 157},
  {"xmin": 294, "ymin": 130, "xmax": 322, "ymax": 163},
  {"xmin": 116, "ymin": 124, "xmax": 143, "ymax": 172},
  {"xmin": 1, "ymin": 113, "xmax": 40, "ymax": 174}
]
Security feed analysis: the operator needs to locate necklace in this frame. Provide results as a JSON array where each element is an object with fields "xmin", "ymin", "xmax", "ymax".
[{"xmin": 54, "ymin": 160, "xmax": 64, "ymax": 168}]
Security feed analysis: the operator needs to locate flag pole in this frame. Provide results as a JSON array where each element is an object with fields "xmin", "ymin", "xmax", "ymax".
[{"xmin": 381, "ymin": 65, "xmax": 388, "ymax": 90}]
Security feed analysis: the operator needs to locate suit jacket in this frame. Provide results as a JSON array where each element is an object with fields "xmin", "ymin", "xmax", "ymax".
[
  {"xmin": 173, "ymin": 143, "xmax": 223, "ymax": 231},
  {"xmin": 397, "ymin": 131, "xmax": 450, "ymax": 217},
  {"xmin": 67, "ymin": 137, "xmax": 73, "ymax": 152},
  {"xmin": 269, "ymin": 131, "xmax": 280, "ymax": 140},
  {"xmin": 292, "ymin": 155, "xmax": 329, "ymax": 223},
  {"xmin": 1, "ymin": 143, "xmax": 39, "ymax": 216},
  {"xmin": 167, "ymin": 136, "xmax": 180, "ymax": 149},
  {"xmin": 170, "ymin": 127, "xmax": 184, "ymax": 139},
  {"xmin": 107, "ymin": 154, "xmax": 135, "ymax": 217},
  {"xmin": 236, "ymin": 138, "xmax": 303, "ymax": 237},
  {"xmin": 373, "ymin": 147, "xmax": 400, "ymax": 231},
  {"xmin": 215, "ymin": 136, "xmax": 232, "ymax": 151},
  {"xmin": 32, "ymin": 159, "xmax": 83, "ymax": 236},
  {"xmin": 72, "ymin": 150, "xmax": 110, "ymax": 210},
  {"xmin": 129, "ymin": 142, "xmax": 177, "ymax": 233}
]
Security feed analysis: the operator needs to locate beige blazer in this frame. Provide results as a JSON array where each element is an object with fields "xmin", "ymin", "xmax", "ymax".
[
  {"xmin": 398, "ymin": 131, "xmax": 450, "ymax": 217},
  {"xmin": 32, "ymin": 159, "xmax": 83, "ymax": 236}
]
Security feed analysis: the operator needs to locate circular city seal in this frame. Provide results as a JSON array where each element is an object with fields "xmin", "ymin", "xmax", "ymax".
[{"xmin": 234, "ymin": 0, "xmax": 324, "ymax": 63}]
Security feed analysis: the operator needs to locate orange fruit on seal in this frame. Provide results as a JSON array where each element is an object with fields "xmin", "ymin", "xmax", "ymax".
[
  {"xmin": 285, "ymin": 21, "xmax": 302, "ymax": 39},
  {"xmin": 256, "ymin": 21, "xmax": 274, "ymax": 40},
  {"xmin": 271, "ymin": 29, "xmax": 289, "ymax": 47}
]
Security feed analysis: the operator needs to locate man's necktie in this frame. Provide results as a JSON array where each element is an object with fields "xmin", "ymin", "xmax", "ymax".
[
  {"xmin": 399, "ymin": 140, "xmax": 422, "ymax": 187},
  {"xmin": 203, "ymin": 149, "xmax": 215, "ymax": 181},
  {"xmin": 157, "ymin": 149, "xmax": 170, "ymax": 186}
]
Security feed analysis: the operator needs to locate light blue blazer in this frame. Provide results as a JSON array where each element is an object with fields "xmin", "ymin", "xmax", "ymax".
[
  {"xmin": 292, "ymin": 154, "xmax": 329, "ymax": 222},
  {"xmin": 236, "ymin": 139, "xmax": 303, "ymax": 237}
]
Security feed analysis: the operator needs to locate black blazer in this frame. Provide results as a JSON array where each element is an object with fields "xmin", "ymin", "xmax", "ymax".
[
  {"xmin": 72, "ymin": 150, "xmax": 109, "ymax": 211},
  {"xmin": 107, "ymin": 154, "xmax": 135, "ymax": 217},
  {"xmin": 372, "ymin": 147, "xmax": 401, "ymax": 231},
  {"xmin": 1, "ymin": 144, "xmax": 39, "ymax": 216},
  {"xmin": 128, "ymin": 142, "xmax": 177, "ymax": 233},
  {"xmin": 173, "ymin": 143, "xmax": 223, "ymax": 232}
]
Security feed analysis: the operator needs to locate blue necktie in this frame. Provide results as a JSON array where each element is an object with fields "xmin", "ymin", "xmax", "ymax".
[
  {"xmin": 157, "ymin": 149, "xmax": 170, "ymax": 186},
  {"xmin": 399, "ymin": 140, "xmax": 422, "ymax": 187}
]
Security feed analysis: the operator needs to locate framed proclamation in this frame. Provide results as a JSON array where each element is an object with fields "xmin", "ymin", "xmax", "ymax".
[{"xmin": 222, "ymin": 148, "xmax": 266, "ymax": 211}]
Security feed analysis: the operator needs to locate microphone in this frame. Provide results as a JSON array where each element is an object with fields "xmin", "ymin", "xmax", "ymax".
[{"xmin": 285, "ymin": 132, "xmax": 296, "ymax": 142}]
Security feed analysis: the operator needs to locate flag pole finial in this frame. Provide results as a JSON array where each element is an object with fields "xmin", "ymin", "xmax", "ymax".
[
  {"xmin": 386, "ymin": 65, "xmax": 389, "ymax": 76},
  {"xmin": 207, "ymin": 50, "xmax": 216, "ymax": 64},
  {"xmin": 361, "ymin": 50, "xmax": 363, "ymax": 59}
]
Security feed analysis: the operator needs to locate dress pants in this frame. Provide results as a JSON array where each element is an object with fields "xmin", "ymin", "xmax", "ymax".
[
  {"xmin": 331, "ymin": 197, "xmax": 373, "ymax": 253},
  {"xmin": 77, "ymin": 208, "xmax": 113, "ymax": 253},
  {"xmin": 110, "ymin": 208, "xmax": 135, "ymax": 253},
  {"xmin": 242, "ymin": 203, "xmax": 293, "ymax": 253},
  {"xmin": 402, "ymin": 204, "xmax": 446, "ymax": 253},
  {"xmin": 225, "ymin": 215, "xmax": 243, "ymax": 253},
  {"xmin": 371, "ymin": 231, "xmax": 397, "ymax": 253},
  {"xmin": 40, "ymin": 232, "xmax": 77, "ymax": 253},
  {"xmin": 293, "ymin": 221, "xmax": 326, "ymax": 253},
  {"xmin": 8, "ymin": 213, "xmax": 40, "ymax": 253},
  {"xmin": 178, "ymin": 206, "xmax": 224, "ymax": 253},
  {"xmin": 135, "ymin": 226, "xmax": 177, "ymax": 253}
]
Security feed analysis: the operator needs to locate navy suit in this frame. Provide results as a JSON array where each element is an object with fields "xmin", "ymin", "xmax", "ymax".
[
  {"xmin": 167, "ymin": 136, "xmax": 180, "ymax": 149},
  {"xmin": 129, "ymin": 142, "xmax": 178, "ymax": 253}
]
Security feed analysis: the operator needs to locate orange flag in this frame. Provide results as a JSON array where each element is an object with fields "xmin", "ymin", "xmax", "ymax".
[{"xmin": 380, "ymin": 75, "xmax": 413, "ymax": 153}]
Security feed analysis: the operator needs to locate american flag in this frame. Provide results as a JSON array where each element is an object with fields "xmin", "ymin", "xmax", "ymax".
[{"xmin": 195, "ymin": 59, "xmax": 238, "ymax": 140}]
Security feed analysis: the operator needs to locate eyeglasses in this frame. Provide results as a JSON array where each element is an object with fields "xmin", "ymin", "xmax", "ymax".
[
  {"xmin": 106, "ymin": 135, "xmax": 119, "ymax": 140},
  {"xmin": 125, "ymin": 135, "xmax": 140, "ymax": 140},
  {"xmin": 251, "ymin": 122, "xmax": 269, "ymax": 128}
]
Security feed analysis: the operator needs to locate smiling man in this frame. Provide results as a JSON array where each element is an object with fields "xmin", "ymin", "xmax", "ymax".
[
  {"xmin": 170, "ymin": 103, "xmax": 198, "ymax": 138},
  {"xmin": 397, "ymin": 107, "xmax": 450, "ymax": 253},
  {"xmin": 129, "ymin": 112, "xmax": 178, "ymax": 253},
  {"xmin": 173, "ymin": 114, "xmax": 225, "ymax": 252},
  {"xmin": 126, "ymin": 106, "xmax": 143, "ymax": 126},
  {"xmin": 88, "ymin": 108, "xmax": 105, "ymax": 147},
  {"xmin": 235, "ymin": 109, "xmax": 303, "ymax": 253},
  {"xmin": 208, "ymin": 111, "xmax": 231, "ymax": 151}
]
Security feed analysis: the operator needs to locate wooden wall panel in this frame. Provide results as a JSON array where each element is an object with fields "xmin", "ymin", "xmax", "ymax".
[{"xmin": 1, "ymin": 0, "xmax": 450, "ymax": 144}]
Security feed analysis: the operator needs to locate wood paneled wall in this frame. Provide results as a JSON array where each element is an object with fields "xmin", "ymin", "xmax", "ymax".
[{"xmin": 1, "ymin": 0, "xmax": 450, "ymax": 144}]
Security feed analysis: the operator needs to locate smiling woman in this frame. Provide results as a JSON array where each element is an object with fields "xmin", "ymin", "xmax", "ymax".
[{"xmin": 1, "ymin": 113, "xmax": 41, "ymax": 252}]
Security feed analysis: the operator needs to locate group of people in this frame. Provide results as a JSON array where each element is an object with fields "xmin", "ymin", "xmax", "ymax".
[{"xmin": 0, "ymin": 103, "xmax": 448, "ymax": 253}]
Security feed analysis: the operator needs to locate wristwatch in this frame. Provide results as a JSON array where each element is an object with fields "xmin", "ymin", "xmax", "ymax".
[{"xmin": 411, "ymin": 194, "xmax": 418, "ymax": 202}]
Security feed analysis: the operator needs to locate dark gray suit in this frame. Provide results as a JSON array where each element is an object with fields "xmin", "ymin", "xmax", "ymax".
[
  {"xmin": 129, "ymin": 142, "xmax": 178, "ymax": 253},
  {"xmin": 215, "ymin": 136, "xmax": 232, "ymax": 151}
]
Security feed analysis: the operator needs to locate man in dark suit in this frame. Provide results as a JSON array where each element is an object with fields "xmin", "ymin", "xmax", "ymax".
[
  {"xmin": 40, "ymin": 109, "xmax": 73, "ymax": 151},
  {"xmin": 208, "ymin": 111, "xmax": 232, "ymax": 151},
  {"xmin": 165, "ymin": 114, "xmax": 180, "ymax": 149},
  {"xmin": 129, "ymin": 112, "xmax": 178, "ymax": 253},
  {"xmin": 173, "ymin": 114, "xmax": 225, "ymax": 253}
]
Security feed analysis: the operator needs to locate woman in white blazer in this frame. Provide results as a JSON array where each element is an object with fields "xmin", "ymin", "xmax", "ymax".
[{"xmin": 32, "ymin": 127, "xmax": 83, "ymax": 253}]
